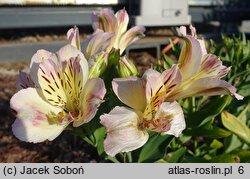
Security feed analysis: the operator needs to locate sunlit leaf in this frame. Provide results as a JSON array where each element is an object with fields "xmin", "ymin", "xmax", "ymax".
[
  {"xmin": 210, "ymin": 139, "xmax": 223, "ymax": 149},
  {"xmin": 221, "ymin": 111, "xmax": 250, "ymax": 145},
  {"xmin": 93, "ymin": 127, "xmax": 106, "ymax": 156}
]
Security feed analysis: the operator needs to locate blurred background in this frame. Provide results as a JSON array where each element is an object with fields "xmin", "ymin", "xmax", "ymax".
[{"xmin": 0, "ymin": 0, "xmax": 249, "ymax": 162}]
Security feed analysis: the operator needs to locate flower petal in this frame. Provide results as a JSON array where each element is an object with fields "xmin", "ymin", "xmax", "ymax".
[
  {"xmin": 156, "ymin": 102, "xmax": 185, "ymax": 137},
  {"xmin": 100, "ymin": 106, "xmax": 149, "ymax": 157},
  {"xmin": 169, "ymin": 78, "xmax": 243, "ymax": 100},
  {"xmin": 73, "ymin": 78, "xmax": 106, "ymax": 127},
  {"xmin": 57, "ymin": 44, "xmax": 89, "ymax": 86},
  {"xmin": 200, "ymin": 54, "xmax": 230, "ymax": 78},
  {"xmin": 113, "ymin": 9, "xmax": 129, "ymax": 49},
  {"xmin": 115, "ymin": 8, "xmax": 129, "ymax": 35},
  {"xmin": 67, "ymin": 26, "xmax": 81, "ymax": 50},
  {"xmin": 16, "ymin": 71, "xmax": 34, "ymax": 90},
  {"xmin": 143, "ymin": 65, "xmax": 182, "ymax": 103},
  {"xmin": 112, "ymin": 77, "xmax": 146, "ymax": 112},
  {"xmin": 29, "ymin": 49, "xmax": 58, "ymax": 85},
  {"xmin": 10, "ymin": 88, "xmax": 68, "ymax": 143},
  {"xmin": 119, "ymin": 25, "xmax": 145, "ymax": 54},
  {"xmin": 82, "ymin": 29, "xmax": 114, "ymax": 60},
  {"xmin": 92, "ymin": 8, "xmax": 117, "ymax": 32},
  {"xmin": 178, "ymin": 35, "xmax": 202, "ymax": 81}
]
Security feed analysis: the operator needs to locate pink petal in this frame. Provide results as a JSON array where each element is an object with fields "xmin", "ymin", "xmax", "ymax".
[
  {"xmin": 169, "ymin": 77, "xmax": 243, "ymax": 100},
  {"xmin": 189, "ymin": 24, "xmax": 197, "ymax": 38},
  {"xmin": 115, "ymin": 8, "xmax": 129, "ymax": 34},
  {"xmin": 178, "ymin": 35, "xmax": 202, "ymax": 81},
  {"xmin": 179, "ymin": 26, "xmax": 187, "ymax": 36},
  {"xmin": 200, "ymin": 54, "xmax": 230, "ymax": 78},
  {"xmin": 112, "ymin": 9, "xmax": 129, "ymax": 49},
  {"xmin": 100, "ymin": 106, "xmax": 149, "ymax": 157},
  {"xmin": 112, "ymin": 77, "xmax": 146, "ymax": 112},
  {"xmin": 92, "ymin": 8, "xmax": 117, "ymax": 32},
  {"xmin": 67, "ymin": 26, "xmax": 81, "ymax": 50},
  {"xmin": 83, "ymin": 29, "xmax": 114, "ymax": 60},
  {"xmin": 73, "ymin": 78, "xmax": 106, "ymax": 127},
  {"xmin": 143, "ymin": 65, "xmax": 182, "ymax": 103},
  {"xmin": 10, "ymin": 88, "xmax": 68, "ymax": 143},
  {"xmin": 16, "ymin": 71, "xmax": 34, "ymax": 90},
  {"xmin": 119, "ymin": 25, "xmax": 145, "ymax": 54}
]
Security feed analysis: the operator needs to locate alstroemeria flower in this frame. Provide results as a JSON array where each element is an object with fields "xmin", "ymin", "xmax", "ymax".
[
  {"xmin": 11, "ymin": 45, "xmax": 106, "ymax": 143},
  {"xmin": 168, "ymin": 25, "xmax": 243, "ymax": 100},
  {"xmin": 100, "ymin": 66, "xmax": 185, "ymax": 156},
  {"xmin": 92, "ymin": 8, "xmax": 145, "ymax": 54}
]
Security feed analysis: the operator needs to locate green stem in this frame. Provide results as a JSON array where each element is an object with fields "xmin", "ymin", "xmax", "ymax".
[
  {"xmin": 123, "ymin": 153, "xmax": 127, "ymax": 163},
  {"xmin": 192, "ymin": 97, "xmax": 196, "ymax": 112},
  {"xmin": 127, "ymin": 152, "xmax": 132, "ymax": 163},
  {"xmin": 106, "ymin": 156, "xmax": 120, "ymax": 163}
]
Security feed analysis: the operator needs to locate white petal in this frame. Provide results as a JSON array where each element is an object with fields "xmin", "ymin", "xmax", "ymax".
[
  {"xmin": 10, "ymin": 88, "xmax": 68, "ymax": 143},
  {"xmin": 112, "ymin": 77, "xmax": 146, "ymax": 112},
  {"xmin": 100, "ymin": 106, "xmax": 149, "ymax": 157},
  {"xmin": 156, "ymin": 102, "xmax": 186, "ymax": 137}
]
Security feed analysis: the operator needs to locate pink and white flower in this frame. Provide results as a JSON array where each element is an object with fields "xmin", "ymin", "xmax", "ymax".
[
  {"xmin": 92, "ymin": 8, "xmax": 145, "ymax": 54},
  {"xmin": 100, "ymin": 66, "xmax": 186, "ymax": 156},
  {"xmin": 168, "ymin": 25, "xmax": 243, "ymax": 100},
  {"xmin": 11, "ymin": 45, "xmax": 106, "ymax": 143}
]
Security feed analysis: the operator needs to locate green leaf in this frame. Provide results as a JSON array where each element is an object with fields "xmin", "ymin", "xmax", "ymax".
[
  {"xmin": 238, "ymin": 103, "xmax": 250, "ymax": 124},
  {"xmin": 210, "ymin": 139, "xmax": 223, "ymax": 149},
  {"xmin": 238, "ymin": 84, "xmax": 250, "ymax": 97},
  {"xmin": 224, "ymin": 134, "xmax": 243, "ymax": 153},
  {"xmin": 209, "ymin": 154, "xmax": 240, "ymax": 163},
  {"xmin": 186, "ymin": 96, "xmax": 231, "ymax": 128},
  {"xmin": 93, "ymin": 127, "xmax": 106, "ymax": 156},
  {"xmin": 185, "ymin": 126, "xmax": 231, "ymax": 138},
  {"xmin": 221, "ymin": 111, "xmax": 250, "ymax": 145},
  {"xmin": 167, "ymin": 147, "xmax": 187, "ymax": 163},
  {"xmin": 138, "ymin": 133, "xmax": 173, "ymax": 162}
]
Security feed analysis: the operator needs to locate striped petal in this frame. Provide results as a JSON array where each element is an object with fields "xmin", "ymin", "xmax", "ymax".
[
  {"xmin": 73, "ymin": 78, "xmax": 106, "ymax": 127},
  {"xmin": 178, "ymin": 34, "xmax": 202, "ymax": 81},
  {"xmin": 82, "ymin": 29, "xmax": 114, "ymax": 60},
  {"xmin": 143, "ymin": 65, "xmax": 181, "ymax": 103},
  {"xmin": 92, "ymin": 8, "xmax": 117, "ymax": 32},
  {"xmin": 112, "ymin": 77, "xmax": 146, "ymax": 112},
  {"xmin": 200, "ymin": 54, "xmax": 230, "ymax": 78},
  {"xmin": 113, "ymin": 9, "xmax": 129, "ymax": 49},
  {"xmin": 169, "ymin": 78, "xmax": 243, "ymax": 100},
  {"xmin": 119, "ymin": 25, "xmax": 145, "ymax": 54},
  {"xmin": 100, "ymin": 106, "xmax": 149, "ymax": 157},
  {"xmin": 10, "ymin": 88, "xmax": 69, "ymax": 143},
  {"xmin": 16, "ymin": 71, "xmax": 34, "ymax": 90}
]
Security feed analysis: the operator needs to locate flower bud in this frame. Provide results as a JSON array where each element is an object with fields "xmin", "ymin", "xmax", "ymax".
[
  {"xmin": 116, "ymin": 56, "xmax": 138, "ymax": 77},
  {"xmin": 88, "ymin": 53, "xmax": 108, "ymax": 78}
]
